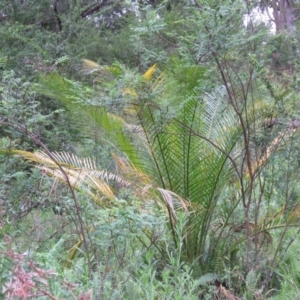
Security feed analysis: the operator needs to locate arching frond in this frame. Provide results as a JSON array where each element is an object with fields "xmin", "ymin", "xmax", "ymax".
[{"xmin": 5, "ymin": 149, "xmax": 136, "ymax": 205}]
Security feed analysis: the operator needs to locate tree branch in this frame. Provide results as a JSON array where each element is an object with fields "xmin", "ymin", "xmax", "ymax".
[{"xmin": 81, "ymin": 0, "xmax": 114, "ymax": 19}]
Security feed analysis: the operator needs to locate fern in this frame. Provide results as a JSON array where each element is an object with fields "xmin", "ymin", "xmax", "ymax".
[
  {"xmin": 196, "ymin": 273, "xmax": 219, "ymax": 286},
  {"xmin": 246, "ymin": 269, "xmax": 258, "ymax": 292},
  {"xmin": 92, "ymin": 272, "xmax": 101, "ymax": 300}
]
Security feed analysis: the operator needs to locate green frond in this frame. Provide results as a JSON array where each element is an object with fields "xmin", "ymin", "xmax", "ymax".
[
  {"xmin": 82, "ymin": 106, "xmax": 143, "ymax": 168},
  {"xmin": 37, "ymin": 72, "xmax": 92, "ymax": 105}
]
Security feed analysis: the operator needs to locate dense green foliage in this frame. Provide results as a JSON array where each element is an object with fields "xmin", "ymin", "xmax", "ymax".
[{"xmin": 2, "ymin": 0, "xmax": 300, "ymax": 299}]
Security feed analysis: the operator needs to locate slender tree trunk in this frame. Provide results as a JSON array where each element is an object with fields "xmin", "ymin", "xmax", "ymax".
[{"xmin": 53, "ymin": 0, "xmax": 62, "ymax": 31}]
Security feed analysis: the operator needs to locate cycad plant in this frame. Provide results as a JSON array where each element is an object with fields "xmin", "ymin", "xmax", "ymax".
[
  {"xmin": 4, "ymin": 57, "xmax": 300, "ymax": 287},
  {"xmin": 32, "ymin": 60, "xmax": 243, "ymax": 270}
]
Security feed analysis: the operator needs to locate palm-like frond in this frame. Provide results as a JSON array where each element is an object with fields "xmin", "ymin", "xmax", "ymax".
[
  {"xmin": 6, "ymin": 149, "xmax": 132, "ymax": 205},
  {"xmin": 81, "ymin": 59, "xmax": 123, "ymax": 78}
]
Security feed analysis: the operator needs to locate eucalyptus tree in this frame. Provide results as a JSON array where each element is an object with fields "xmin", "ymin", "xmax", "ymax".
[{"xmin": 248, "ymin": 0, "xmax": 299, "ymax": 33}]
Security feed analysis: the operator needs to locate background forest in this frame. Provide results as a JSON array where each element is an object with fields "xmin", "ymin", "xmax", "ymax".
[{"xmin": 1, "ymin": 0, "xmax": 300, "ymax": 299}]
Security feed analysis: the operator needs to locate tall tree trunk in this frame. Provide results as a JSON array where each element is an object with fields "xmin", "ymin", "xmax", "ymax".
[
  {"xmin": 285, "ymin": 0, "xmax": 294, "ymax": 30},
  {"xmin": 271, "ymin": 0, "xmax": 294, "ymax": 33}
]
